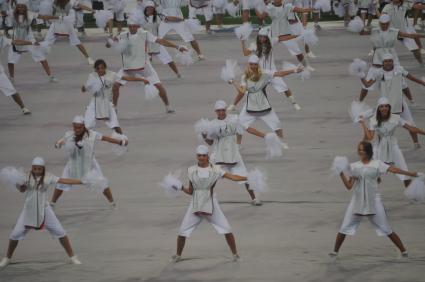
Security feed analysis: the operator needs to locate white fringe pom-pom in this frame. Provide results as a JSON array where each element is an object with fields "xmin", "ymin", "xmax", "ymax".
[
  {"xmin": 348, "ymin": 58, "xmax": 367, "ymax": 77},
  {"xmin": 85, "ymin": 77, "xmax": 103, "ymax": 95},
  {"xmin": 264, "ymin": 132, "xmax": 283, "ymax": 159},
  {"xmin": 234, "ymin": 23, "xmax": 253, "ymax": 40},
  {"xmin": 111, "ymin": 132, "xmax": 128, "ymax": 156},
  {"xmin": 82, "ymin": 170, "xmax": 109, "ymax": 193},
  {"xmin": 159, "ymin": 171, "xmax": 183, "ymax": 198},
  {"xmin": 332, "ymin": 2, "xmax": 345, "ymax": 17},
  {"xmin": 0, "ymin": 166, "xmax": 26, "ymax": 191},
  {"xmin": 226, "ymin": 2, "xmax": 239, "ymax": 17},
  {"xmin": 175, "ymin": 49, "xmax": 194, "ymax": 66},
  {"xmin": 194, "ymin": 118, "xmax": 212, "ymax": 142},
  {"xmin": 144, "ymin": 84, "xmax": 159, "ymax": 100},
  {"xmin": 302, "ymin": 28, "xmax": 319, "ymax": 46},
  {"xmin": 282, "ymin": 62, "xmax": 311, "ymax": 80},
  {"xmin": 220, "ymin": 59, "xmax": 241, "ymax": 83},
  {"xmin": 94, "ymin": 10, "xmax": 114, "ymax": 29},
  {"xmin": 107, "ymin": 38, "xmax": 129, "ymax": 53},
  {"xmin": 39, "ymin": 0, "xmax": 53, "ymax": 15},
  {"xmin": 247, "ymin": 167, "xmax": 268, "ymax": 193},
  {"xmin": 347, "ymin": 16, "xmax": 364, "ymax": 32},
  {"xmin": 314, "ymin": 0, "xmax": 331, "ymax": 12},
  {"xmin": 185, "ymin": 18, "xmax": 203, "ymax": 33},
  {"xmin": 404, "ymin": 177, "xmax": 425, "ymax": 203},
  {"xmin": 330, "ymin": 156, "xmax": 350, "ymax": 176},
  {"xmin": 348, "ymin": 100, "xmax": 374, "ymax": 123}
]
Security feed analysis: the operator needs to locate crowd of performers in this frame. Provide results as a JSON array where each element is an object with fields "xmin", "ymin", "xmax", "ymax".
[{"xmin": 0, "ymin": 0, "xmax": 425, "ymax": 268}]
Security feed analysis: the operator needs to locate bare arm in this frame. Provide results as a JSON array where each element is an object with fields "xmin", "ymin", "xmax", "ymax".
[
  {"xmin": 241, "ymin": 40, "xmax": 253, "ymax": 56},
  {"xmin": 120, "ymin": 75, "xmax": 149, "ymax": 84},
  {"xmin": 339, "ymin": 172, "xmax": 356, "ymax": 190},
  {"xmin": 101, "ymin": 135, "xmax": 128, "ymax": 146},
  {"xmin": 359, "ymin": 119, "xmax": 374, "ymax": 141},
  {"xmin": 360, "ymin": 77, "xmax": 376, "ymax": 88},
  {"xmin": 273, "ymin": 67, "xmax": 303, "ymax": 77},
  {"xmin": 387, "ymin": 166, "xmax": 418, "ymax": 178},
  {"xmin": 223, "ymin": 172, "xmax": 247, "ymax": 182},
  {"xmin": 231, "ymin": 81, "xmax": 246, "ymax": 106},
  {"xmin": 38, "ymin": 15, "xmax": 59, "ymax": 20},
  {"xmin": 164, "ymin": 16, "xmax": 184, "ymax": 22},
  {"xmin": 406, "ymin": 73, "xmax": 425, "ymax": 87},
  {"xmin": 182, "ymin": 182, "xmax": 194, "ymax": 195},
  {"xmin": 293, "ymin": 7, "xmax": 313, "ymax": 13},
  {"xmin": 398, "ymin": 31, "xmax": 425, "ymax": 39},
  {"xmin": 74, "ymin": 4, "xmax": 92, "ymax": 11},
  {"xmin": 203, "ymin": 135, "xmax": 214, "ymax": 145},
  {"xmin": 403, "ymin": 123, "xmax": 425, "ymax": 136},
  {"xmin": 12, "ymin": 39, "xmax": 34, "ymax": 46},
  {"xmin": 278, "ymin": 34, "xmax": 299, "ymax": 42},
  {"xmin": 18, "ymin": 185, "xmax": 27, "ymax": 193}
]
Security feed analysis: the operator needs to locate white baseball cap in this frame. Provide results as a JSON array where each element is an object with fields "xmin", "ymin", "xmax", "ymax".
[
  {"xmin": 196, "ymin": 145, "xmax": 209, "ymax": 155},
  {"xmin": 214, "ymin": 100, "xmax": 227, "ymax": 110},
  {"xmin": 32, "ymin": 157, "xmax": 45, "ymax": 166},
  {"xmin": 379, "ymin": 14, "xmax": 390, "ymax": 24}
]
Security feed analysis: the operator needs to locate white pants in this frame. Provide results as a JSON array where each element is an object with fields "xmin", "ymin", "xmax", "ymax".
[
  {"xmin": 0, "ymin": 71, "xmax": 17, "ymax": 97},
  {"xmin": 241, "ymin": 0, "xmax": 265, "ymax": 11},
  {"xmin": 45, "ymin": 23, "xmax": 81, "ymax": 46},
  {"xmin": 238, "ymin": 105, "xmax": 282, "ymax": 131},
  {"xmin": 179, "ymin": 195, "xmax": 232, "ymax": 237},
  {"xmin": 10, "ymin": 206, "xmax": 66, "ymax": 240},
  {"xmin": 150, "ymin": 46, "xmax": 173, "ymax": 65},
  {"xmin": 75, "ymin": 11, "xmax": 85, "ymax": 28},
  {"xmin": 84, "ymin": 100, "xmax": 120, "ymax": 129},
  {"xmin": 212, "ymin": 0, "xmax": 226, "ymax": 14},
  {"xmin": 158, "ymin": 21, "xmax": 194, "ymax": 43},
  {"xmin": 8, "ymin": 46, "xmax": 46, "ymax": 64},
  {"xmin": 339, "ymin": 196, "xmax": 393, "ymax": 236},
  {"xmin": 117, "ymin": 61, "xmax": 161, "ymax": 85},
  {"xmin": 189, "ymin": 3, "xmax": 213, "ymax": 21},
  {"xmin": 280, "ymin": 39, "xmax": 302, "ymax": 56}
]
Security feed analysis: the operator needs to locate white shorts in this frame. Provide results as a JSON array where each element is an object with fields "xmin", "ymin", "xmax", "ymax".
[
  {"xmin": 179, "ymin": 195, "xmax": 232, "ymax": 237},
  {"xmin": 189, "ymin": 4, "xmax": 213, "ymax": 21},
  {"xmin": 290, "ymin": 22, "xmax": 304, "ymax": 36},
  {"xmin": 401, "ymin": 37, "xmax": 419, "ymax": 51},
  {"xmin": 117, "ymin": 61, "xmax": 161, "ymax": 85},
  {"xmin": 220, "ymin": 160, "xmax": 248, "ymax": 185},
  {"xmin": 114, "ymin": 9, "xmax": 125, "ymax": 22},
  {"xmin": 151, "ymin": 45, "xmax": 173, "ymax": 65},
  {"xmin": 75, "ymin": 11, "xmax": 85, "ymax": 28},
  {"xmin": 158, "ymin": 21, "xmax": 194, "ymax": 43},
  {"xmin": 281, "ymin": 39, "xmax": 302, "ymax": 56},
  {"xmin": 238, "ymin": 105, "xmax": 282, "ymax": 131},
  {"xmin": 339, "ymin": 196, "xmax": 393, "ymax": 236},
  {"xmin": 270, "ymin": 76, "xmax": 289, "ymax": 93},
  {"xmin": 84, "ymin": 100, "xmax": 120, "ymax": 129},
  {"xmin": 212, "ymin": 0, "xmax": 226, "ymax": 13},
  {"xmin": 10, "ymin": 206, "xmax": 66, "ymax": 240},
  {"xmin": 45, "ymin": 22, "xmax": 81, "ymax": 46},
  {"xmin": 0, "ymin": 72, "xmax": 17, "ymax": 97},
  {"xmin": 7, "ymin": 45, "xmax": 46, "ymax": 64},
  {"xmin": 241, "ymin": 0, "xmax": 265, "ymax": 11}
]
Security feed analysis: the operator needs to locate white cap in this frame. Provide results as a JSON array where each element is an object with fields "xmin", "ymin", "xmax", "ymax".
[
  {"xmin": 127, "ymin": 15, "xmax": 141, "ymax": 26},
  {"xmin": 144, "ymin": 0, "xmax": 155, "ymax": 7},
  {"xmin": 72, "ymin": 115, "xmax": 85, "ymax": 124},
  {"xmin": 248, "ymin": 55, "xmax": 259, "ymax": 64},
  {"xmin": 258, "ymin": 27, "xmax": 269, "ymax": 37},
  {"xmin": 382, "ymin": 53, "xmax": 393, "ymax": 61},
  {"xmin": 379, "ymin": 14, "xmax": 390, "ymax": 24},
  {"xmin": 16, "ymin": 0, "xmax": 29, "ymax": 5},
  {"xmin": 196, "ymin": 145, "xmax": 209, "ymax": 155},
  {"xmin": 32, "ymin": 157, "xmax": 45, "ymax": 166},
  {"xmin": 377, "ymin": 97, "xmax": 390, "ymax": 106},
  {"xmin": 214, "ymin": 100, "xmax": 227, "ymax": 110}
]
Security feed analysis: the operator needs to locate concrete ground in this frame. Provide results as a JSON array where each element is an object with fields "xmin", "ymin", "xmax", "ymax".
[{"xmin": 1, "ymin": 25, "xmax": 425, "ymax": 282}]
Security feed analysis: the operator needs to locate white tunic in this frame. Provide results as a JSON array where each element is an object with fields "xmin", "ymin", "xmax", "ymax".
[
  {"xmin": 382, "ymin": 2, "xmax": 410, "ymax": 32},
  {"xmin": 140, "ymin": 15, "xmax": 163, "ymax": 54},
  {"xmin": 11, "ymin": 16, "xmax": 35, "ymax": 52},
  {"xmin": 370, "ymin": 27, "xmax": 399, "ymax": 65},
  {"xmin": 266, "ymin": 3, "xmax": 294, "ymax": 37},
  {"xmin": 117, "ymin": 29, "xmax": 157, "ymax": 70},
  {"xmin": 241, "ymin": 70, "xmax": 274, "ymax": 113},
  {"xmin": 0, "ymin": 35, "xmax": 12, "ymax": 73},
  {"xmin": 85, "ymin": 70, "xmax": 117, "ymax": 119},
  {"xmin": 350, "ymin": 160, "xmax": 389, "ymax": 215}
]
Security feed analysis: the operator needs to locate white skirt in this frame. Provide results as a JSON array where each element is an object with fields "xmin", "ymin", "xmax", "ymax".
[{"xmin": 84, "ymin": 100, "xmax": 120, "ymax": 129}]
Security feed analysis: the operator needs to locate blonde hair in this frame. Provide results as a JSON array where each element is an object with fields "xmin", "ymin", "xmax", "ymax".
[{"xmin": 244, "ymin": 64, "xmax": 262, "ymax": 82}]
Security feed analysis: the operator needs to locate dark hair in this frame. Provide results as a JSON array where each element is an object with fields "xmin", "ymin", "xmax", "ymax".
[
  {"xmin": 359, "ymin": 141, "xmax": 373, "ymax": 160},
  {"xmin": 256, "ymin": 35, "xmax": 272, "ymax": 60},
  {"xmin": 29, "ymin": 166, "xmax": 45, "ymax": 190},
  {"xmin": 376, "ymin": 104, "xmax": 391, "ymax": 127},
  {"xmin": 144, "ymin": 6, "xmax": 157, "ymax": 22},
  {"xmin": 94, "ymin": 59, "xmax": 107, "ymax": 69},
  {"xmin": 13, "ymin": 4, "xmax": 28, "ymax": 24},
  {"xmin": 54, "ymin": 0, "xmax": 70, "ymax": 10},
  {"xmin": 74, "ymin": 126, "xmax": 89, "ymax": 148}
]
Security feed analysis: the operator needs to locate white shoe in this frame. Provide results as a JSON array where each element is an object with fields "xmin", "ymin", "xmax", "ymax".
[
  {"xmin": 166, "ymin": 105, "xmax": 175, "ymax": 113},
  {"xmin": 170, "ymin": 255, "xmax": 181, "ymax": 263},
  {"xmin": 198, "ymin": 54, "xmax": 205, "ymax": 61},
  {"xmin": 176, "ymin": 73, "xmax": 182, "ymax": 78},
  {"xmin": 87, "ymin": 57, "xmax": 94, "ymax": 65},
  {"xmin": 109, "ymin": 202, "xmax": 117, "ymax": 210},
  {"xmin": 281, "ymin": 142, "xmax": 289, "ymax": 150},
  {"xmin": 0, "ymin": 257, "xmax": 10, "ymax": 267},
  {"xmin": 293, "ymin": 103, "xmax": 301, "ymax": 111},
  {"xmin": 233, "ymin": 254, "xmax": 241, "ymax": 262},
  {"xmin": 49, "ymin": 76, "xmax": 58, "ymax": 83},
  {"xmin": 307, "ymin": 65, "xmax": 315, "ymax": 72},
  {"xmin": 251, "ymin": 199, "xmax": 262, "ymax": 206},
  {"xmin": 22, "ymin": 107, "xmax": 31, "ymax": 115},
  {"xmin": 400, "ymin": 251, "xmax": 409, "ymax": 259},
  {"xmin": 328, "ymin": 251, "xmax": 338, "ymax": 258},
  {"xmin": 306, "ymin": 51, "xmax": 316, "ymax": 58},
  {"xmin": 69, "ymin": 256, "xmax": 82, "ymax": 265}
]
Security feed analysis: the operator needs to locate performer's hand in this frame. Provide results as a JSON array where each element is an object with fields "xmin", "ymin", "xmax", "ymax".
[
  {"xmin": 120, "ymin": 139, "xmax": 128, "ymax": 146},
  {"xmin": 295, "ymin": 66, "xmax": 304, "ymax": 73},
  {"xmin": 178, "ymin": 45, "xmax": 188, "ymax": 52},
  {"xmin": 227, "ymin": 104, "xmax": 236, "ymax": 112}
]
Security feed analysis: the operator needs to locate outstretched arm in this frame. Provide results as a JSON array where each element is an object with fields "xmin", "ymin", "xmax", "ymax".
[
  {"xmin": 223, "ymin": 172, "xmax": 247, "ymax": 182},
  {"xmin": 359, "ymin": 118, "xmax": 374, "ymax": 141},
  {"xmin": 101, "ymin": 135, "xmax": 128, "ymax": 146},
  {"xmin": 398, "ymin": 31, "xmax": 425, "ymax": 40},
  {"xmin": 360, "ymin": 77, "xmax": 376, "ymax": 88},
  {"xmin": 339, "ymin": 172, "xmax": 356, "ymax": 190},
  {"xmin": 231, "ymin": 81, "xmax": 246, "ymax": 106},
  {"xmin": 156, "ymin": 38, "xmax": 187, "ymax": 52},
  {"xmin": 120, "ymin": 75, "xmax": 150, "ymax": 84},
  {"xmin": 387, "ymin": 166, "xmax": 419, "ymax": 178},
  {"xmin": 403, "ymin": 123, "xmax": 425, "ymax": 136},
  {"xmin": 241, "ymin": 40, "xmax": 253, "ymax": 56},
  {"xmin": 273, "ymin": 66, "xmax": 303, "ymax": 77},
  {"xmin": 406, "ymin": 73, "xmax": 425, "ymax": 87}
]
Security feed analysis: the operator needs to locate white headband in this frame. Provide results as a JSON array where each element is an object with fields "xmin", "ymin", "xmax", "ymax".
[
  {"xmin": 379, "ymin": 14, "xmax": 390, "ymax": 24},
  {"xmin": 377, "ymin": 97, "xmax": 390, "ymax": 106},
  {"xmin": 72, "ymin": 115, "xmax": 85, "ymax": 124},
  {"xmin": 196, "ymin": 145, "xmax": 209, "ymax": 155},
  {"xmin": 214, "ymin": 100, "xmax": 227, "ymax": 110},
  {"xmin": 248, "ymin": 55, "xmax": 259, "ymax": 64},
  {"xmin": 32, "ymin": 157, "xmax": 45, "ymax": 166}
]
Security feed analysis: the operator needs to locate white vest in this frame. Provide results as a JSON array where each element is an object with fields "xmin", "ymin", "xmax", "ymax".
[
  {"xmin": 120, "ymin": 30, "xmax": 148, "ymax": 70},
  {"xmin": 370, "ymin": 28, "xmax": 399, "ymax": 65},
  {"xmin": 379, "ymin": 68, "xmax": 404, "ymax": 114},
  {"xmin": 210, "ymin": 115, "xmax": 242, "ymax": 165}
]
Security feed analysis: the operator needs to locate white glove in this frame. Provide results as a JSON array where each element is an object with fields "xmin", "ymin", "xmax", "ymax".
[{"xmin": 227, "ymin": 104, "xmax": 236, "ymax": 112}]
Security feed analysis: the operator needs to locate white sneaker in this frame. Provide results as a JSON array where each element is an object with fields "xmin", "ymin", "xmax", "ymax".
[
  {"xmin": 232, "ymin": 254, "xmax": 241, "ymax": 262},
  {"xmin": 307, "ymin": 65, "xmax": 315, "ymax": 72},
  {"xmin": 49, "ymin": 76, "xmax": 58, "ymax": 83},
  {"xmin": 170, "ymin": 255, "xmax": 181, "ymax": 263},
  {"xmin": 166, "ymin": 105, "xmax": 175, "ymax": 114},
  {"xmin": 109, "ymin": 202, "xmax": 117, "ymax": 210},
  {"xmin": 0, "ymin": 257, "xmax": 10, "ymax": 267},
  {"xmin": 306, "ymin": 51, "xmax": 316, "ymax": 58},
  {"xmin": 400, "ymin": 251, "xmax": 409, "ymax": 259},
  {"xmin": 69, "ymin": 256, "xmax": 82, "ymax": 265},
  {"xmin": 198, "ymin": 54, "xmax": 205, "ymax": 61},
  {"xmin": 22, "ymin": 107, "xmax": 31, "ymax": 115},
  {"xmin": 281, "ymin": 142, "xmax": 290, "ymax": 150},
  {"xmin": 328, "ymin": 251, "xmax": 338, "ymax": 258},
  {"xmin": 293, "ymin": 103, "xmax": 301, "ymax": 111},
  {"xmin": 87, "ymin": 57, "xmax": 94, "ymax": 65},
  {"xmin": 251, "ymin": 199, "xmax": 262, "ymax": 206}
]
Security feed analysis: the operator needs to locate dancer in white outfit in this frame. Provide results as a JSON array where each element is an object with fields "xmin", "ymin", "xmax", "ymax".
[
  {"xmin": 73, "ymin": 0, "xmax": 92, "ymax": 37},
  {"xmin": 188, "ymin": 0, "xmax": 213, "ymax": 33},
  {"xmin": 172, "ymin": 145, "xmax": 248, "ymax": 262},
  {"xmin": 102, "ymin": 0, "xmax": 126, "ymax": 36},
  {"xmin": 50, "ymin": 116, "xmax": 128, "ymax": 208},
  {"xmin": 0, "ymin": 157, "xmax": 84, "ymax": 267},
  {"xmin": 329, "ymin": 141, "xmax": 421, "ymax": 258}
]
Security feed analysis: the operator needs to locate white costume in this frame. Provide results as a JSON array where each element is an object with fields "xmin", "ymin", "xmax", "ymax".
[
  {"xmin": 56, "ymin": 129, "xmax": 108, "ymax": 191},
  {"xmin": 358, "ymin": 0, "xmax": 377, "ymax": 15},
  {"xmin": 241, "ymin": 0, "xmax": 266, "ymax": 13},
  {"xmin": 102, "ymin": 0, "xmax": 126, "ymax": 21},
  {"xmin": 370, "ymin": 27, "xmax": 400, "ymax": 66},
  {"xmin": 0, "ymin": 36, "xmax": 17, "ymax": 97},
  {"xmin": 339, "ymin": 160, "xmax": 393, "ymax": 236},
  {"xmin": 10, "ymin": 170, "xmax": 66, "ymax": 240},
  {"xmin": 156, "ymin": 0, "xmax": 195, "ymax": 42},
  {"xmin": 83, "ymin": 70, "xmax": 120, "ymax": 129},
  {"xmin": 178, "ymin": 163, "xmax": 232, "ymax": 237},
  {"xmin": 74, "ymin": 0, "xmax": 92, "ymax": 30},
  {"xmin": 188, "ymin": 0, "xmax": 213, "ymax": 22}
]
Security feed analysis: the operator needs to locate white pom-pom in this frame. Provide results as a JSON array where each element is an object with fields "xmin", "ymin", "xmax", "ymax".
[
  {"xmin": 39, "ymin": 0, "xmax": 53, "ymax": 15},
  {"xmin": 82, "ymin": 170, "xmax": 109, "ymax": 192},
  {"xmin": 175, "ymin": 50, "xmax": 194, "ymax": 66},
  {"xmin": 282, "ymin": 62, "xmax": 311, "ymax": 80},
  {"xmin": 159, "ymin": 171, "xmax": 183, "ymax": 198},
  {"xmin": 404, "ymin": 177, "xmax": 425, "ymax": 203},
  {"xmin": 107, "ymin": 38, "xmax": 129, "ymax": 53},
  {"xmin": 85, "ymin": 77, "xmax": 103, "ymax": 95},
  {"xmin": 264, "ymin": 133, "xmax": 283, "ymax": 159},
  {"xmin": 348, "ymin": 100, "xmax": 374, "ymax": 123},
  {"xmin": 348, "ymin": 58, "xmax": 367, "ymax": 77},
  {"xmin": 226, "ymin": 2, "xmax": 239, "ymax": 17},
  {"xmin": 94, "ymin": 10, "xmax": 114, "ymax": 29},
  {"xmin": 0, "ymin": 166, "xmax": 26, "ymax": 191},
  {"xmin": 144, "ymin": 84, "xmax": 159, "ymax": 100},
  {"xmin": 111, "ymin": 132, "xmax": 128, "ymax": 156},
  {"xmin": 314, "ymin": 0, "xmax": 331, "ymax": 12},
  {"xmin": 302, "ymin": 28, "xmax": 319, "ymax": 46},
  {"xmin": 271, "ymin": 37, "xmax": 279, "ymax": 45},
  {"xmin": 347, "ymin": 16, "xmax": 364, "ymax": 33},
  {"xmin": 247, "ymin": 167, "xmax": 268, "ymax": 193},
  {"xmin": 330, "ymin": 156, "xmax": 350, "ymax": 176},
  {"xmin": 194, "ymin": 118, "xmax": 212, "ymax": 142},
  {"xmin": 332, "ymin": 2, "xmax": 345, "ymax": 17},
  {"xmin": 220, "ymin": 59, "xmax": 241, "ymax": 83},
  {"xmin": 234, "ymin": 23, "xmax": 253, "ymax": 40},
  {"xmin": 185, "ymin": 18, "xmax": 203, "ymax": 33}
]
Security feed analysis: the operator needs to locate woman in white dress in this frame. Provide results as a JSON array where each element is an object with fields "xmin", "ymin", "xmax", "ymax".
[
  {"xmin": 359, "ymin": 97, "xmax": 425, "ymax": 187},
  {"xmin": 330, "ymin": 141, "xmax": 421, "ymax": 258},
  {"xmin": 0, "ymin": 157, "xmax": 84, "ymax": 267},
  {"xmin": 50, "ymin": 116, "xmax": 128, "ymax": 208}
]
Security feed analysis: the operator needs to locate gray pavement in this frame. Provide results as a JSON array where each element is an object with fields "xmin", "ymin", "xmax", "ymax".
[{"xmin": 1, "ymin": 27, "xmax": 425, "ymax": 282}]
